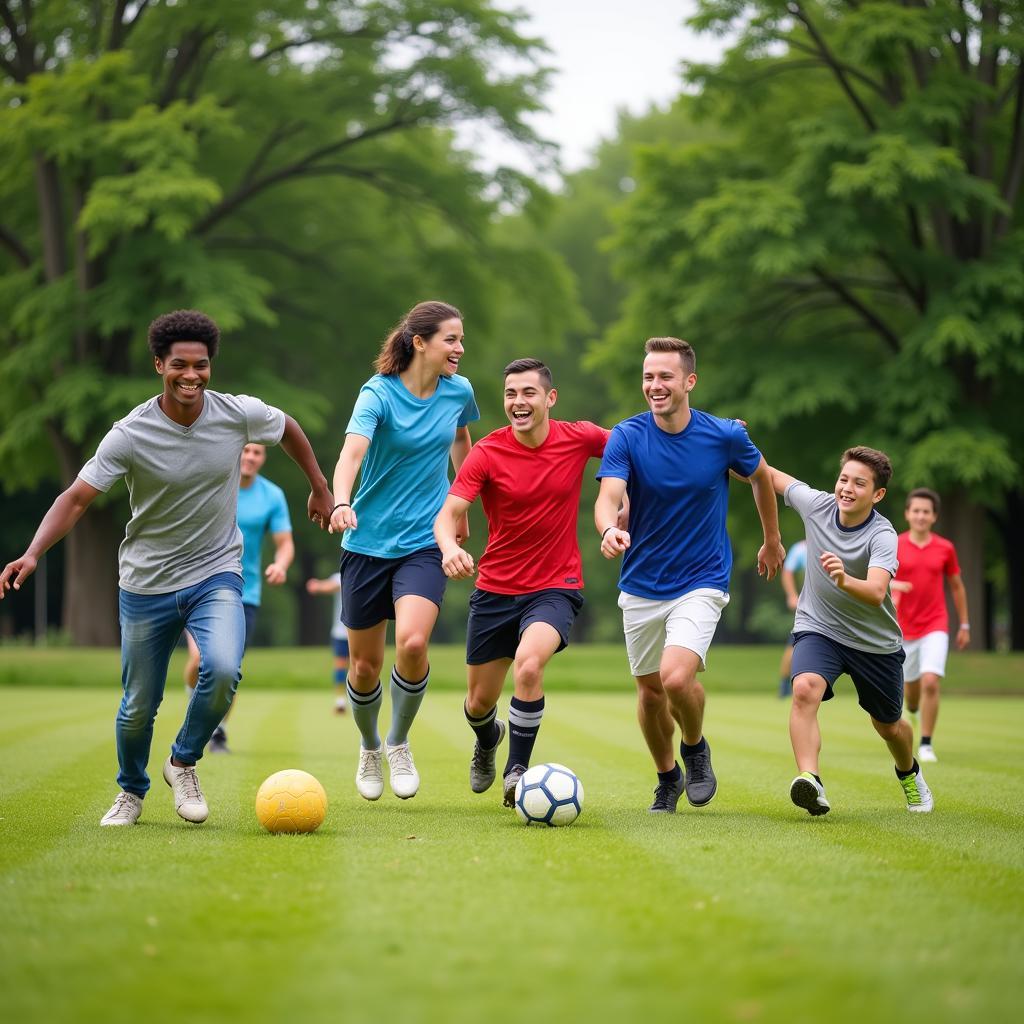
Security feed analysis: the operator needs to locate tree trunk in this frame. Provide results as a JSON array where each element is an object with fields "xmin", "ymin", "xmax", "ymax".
[
  {"xmin": 941, "ymin": 489, "xmax": 988, "ymax": 650},
  {"xmin": 64, "ymin": 504, "xmax": 122, "ymax": 646},
  {"xmin": 1003, "ymin": 489, "xmax": 1024, "ymax": 650}
]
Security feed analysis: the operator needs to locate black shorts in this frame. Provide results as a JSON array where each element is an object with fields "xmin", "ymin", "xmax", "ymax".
[
  {"xmin": 340, "ymin": 546, "xmax": 447, "ymax": 630},
  {"xmin": 243, "ymin": 603, "xmax": 258, "ymax": 651},
  {"xmin": 466, "ymin": 588, "xmax": 584, "ymax": 665},
  {"xmin": 790, "ymin": 630, "xmax": 906, "ymax": 723}
]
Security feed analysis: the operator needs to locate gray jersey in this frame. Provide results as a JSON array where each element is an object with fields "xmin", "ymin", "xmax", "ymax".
[
  {"xmin": 328, "ymin": 572, "xmax": 347, "ymax": 640},
  {"xmin": 79, "ymin": 391, "xmax": 286, "ymax": 595},
  {"xmin": 785, "ymin": 481, "xmax": 901, "ymax": 654}
]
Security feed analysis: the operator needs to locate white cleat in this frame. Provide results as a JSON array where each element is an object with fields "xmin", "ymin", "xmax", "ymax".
[
  {"xmin": 918, "ymin": 744, "xmax": 938, "ymax": 763},
  {"xmin": 899, "ymin": 766, "xmax": 934, "ymax": 813},
  {"xmin": 162, "ymin": 757, "xmax": 209, "ymax": 823},
  {"xmin": 356, "ymin": 746, "xmax": 384, "ymax": 801},
  {"xmin": 100, "ymin": 790, "xmax": 143, "ymax": 827},
  {"xmin": 385, "ymin": 741, "xmax": 420, "ymax": 800}
]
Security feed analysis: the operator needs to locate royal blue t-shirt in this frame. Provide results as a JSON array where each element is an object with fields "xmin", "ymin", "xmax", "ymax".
[
  {"xmin": 596, "ymin": 409, "xmax": 762, "ymax": 600},
  {"xmin": 237, "ymin": 475, "xmax": 292, "ymax": 606},
  {"xmin": 345, "ymin": 373, "xmax": 479, "ymax": 558}
]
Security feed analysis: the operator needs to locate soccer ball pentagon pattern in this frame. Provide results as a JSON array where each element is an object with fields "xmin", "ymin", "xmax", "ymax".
[
  {"xmin": 514, "ymin": 763, "xmax": 583, "ymax": 827},
  {"xmin": 255, "ymin": 769, "xmax": 328, "ymax": 834}
]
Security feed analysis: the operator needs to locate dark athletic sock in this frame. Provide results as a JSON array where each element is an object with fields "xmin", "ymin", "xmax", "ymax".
[
  {"xmin": 658, "ymin": 763, "xmax": 683, "ymax": 785},
  {"xmin": 921, "ymin": 735, "xmax": 932, "ymax": 745},
  {"xmin": 504, "ymin": 695, "xmax": 544, "ymax": 774},
  {"xmin": 464, "ymin": 701, "xmax": 501, "ymax": 749},
  {"xmin": 896, "ymin": 759, "xmax": 920, "ymax": 780},
  {"xmin": 681, "ymin": 736, "xmax": 707, "ymax": 757}
]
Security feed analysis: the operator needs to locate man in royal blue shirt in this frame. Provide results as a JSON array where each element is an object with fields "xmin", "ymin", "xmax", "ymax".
[{"xmin": 595, "ymin": 337, "xmax": 785, "ymax": 813}]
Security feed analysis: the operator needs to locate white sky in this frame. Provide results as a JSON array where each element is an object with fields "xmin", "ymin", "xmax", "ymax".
[{"xmin": 495, "ymin": 1, "xmax": 727, "ymax": 172}]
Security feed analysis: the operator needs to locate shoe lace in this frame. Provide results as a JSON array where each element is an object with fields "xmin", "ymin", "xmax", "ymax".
[
  {"xmin": 651, "ymin": 781, "xmax": 674, "ymax": 810},
  {"xmin": 112, "ymin": 792, "xmax": 137, "ymax": 816},
  {"xmin": 357, "ymin": 749, "xmax": 381, "ymax": 779},
  {"xmin": 685, "ymin": 749, "xmax": 711, "ymax": 782},
  {"xmin": 389, "ymin": 745, "xmax": 415, "ymax": 776},
  {"xmin": 901, "ymin": 774, "xmax": 921, "ymax": 802},
  {"xmin": 471, "ymin": 742, "xmax": 492, "ymax": 773},
  {"xmin": 177, "ymin": 766, "xmax": 203, "ymax": 803}
]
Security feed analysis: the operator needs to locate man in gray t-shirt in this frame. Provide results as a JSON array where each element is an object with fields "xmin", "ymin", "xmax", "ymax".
[
  {"xmin": 769, "ymin": 446, "xmax": 933, "ymax": 818},
  {"xmin": 0, "ymin": 310, "xmax": 334, "ymax": 829}
]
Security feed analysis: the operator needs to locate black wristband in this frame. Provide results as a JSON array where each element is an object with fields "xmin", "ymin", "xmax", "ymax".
[
  {"xmin": 332, "ymin": 503, "xmax": 351, "ymax": 513},
  {"xmin": 601, "ymin": 526, "xmax": 616, "ymax": 539}
]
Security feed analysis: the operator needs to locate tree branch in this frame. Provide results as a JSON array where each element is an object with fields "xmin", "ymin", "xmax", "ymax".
[
  {"xmin": 995, "ymin": 68, "xmax": 1024, "ymax": 236},
  {"xmin": 0, "ymin": 0, "xmax": 34, "ymax": 78},
  {"xmin": 193, "ymin": 116, "xmax": 422, "ymax": 235},
  {"xmin": 786, "ymin": 3, "xmax": 877, "ymax": 129},
  {"xmin": 253, "ymin": 27, "xmax": 379, "ymax": 62},
  {"xmin": 109, "ymin": 0, "xmax": 151, "ymax": 50},
  {"xmin": 782, "ymin": 38, "xmax": 890, "ymax": 99},
  {"xmin": 811, "ymin": 267, "xmax": 902, "ymax": 352},
  {"xmin": 0, "ymin": 222, "xmax": 32, "ymax": 268},
  {"xmin": 158, "ymin": 28, "xmax": 215, "ymax": 107}
]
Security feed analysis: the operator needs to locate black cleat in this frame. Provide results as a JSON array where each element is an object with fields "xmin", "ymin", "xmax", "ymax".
[
  {"xmin": 681, "ymin": 741, "xmax": 717, "ymax": 806},
  {"xmin": 649, "ymin": 775, "xmax": 685, "ymax": 813},
  {"xmin": 502, "ymin": 764, "xmax": 527, "ymax": 808}
]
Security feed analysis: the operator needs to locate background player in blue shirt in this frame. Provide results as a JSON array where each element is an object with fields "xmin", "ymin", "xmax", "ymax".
[
  {"xmin": 184, "ymin": 441, "xmax": 293, "ymax": 752},
  {"xmin": 777, "ymin": 540, "xmax": 807, "ymax": 698},
  {"xmin": 595, "ymin": 336, "xmax": 784, "ymax": 814}
]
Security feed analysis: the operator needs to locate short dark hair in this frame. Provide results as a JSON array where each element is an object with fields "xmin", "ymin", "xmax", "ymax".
[
  {"xmin": 644, "ymin": 337, "xmax": 695, "ymax": 375},
  {"xmin": 503, "ymin": 357, "xmax": 553, "ymax": 390},
  {"xmin": 906, "ymin": 487, "xmax": 940, "ymax": 514},
  {"xmin": 375, "ymin": 300, "xmax": 462, "ymax": 375},
  {"xmin": 841, "ymin": 446, "xmax": 893, "ymax": 490},
  {"xmin": 148, "ymin": 310, "xmax": 220, "ymax": 360}
]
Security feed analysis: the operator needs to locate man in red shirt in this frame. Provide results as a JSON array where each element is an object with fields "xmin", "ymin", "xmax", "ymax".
[
  {"xmin": 434, "ymin": 358, "xmax": 611, "ymax": 806},
  {"xmin": 892, "ymin": 488, "xmax": 970, "ymax": 762}
]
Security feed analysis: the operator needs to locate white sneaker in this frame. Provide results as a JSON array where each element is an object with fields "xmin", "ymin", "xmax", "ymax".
[
  {"xmin": 385, "ymin": 740, "xmax": 420, "ymax": 799},
  {"xmin": 100, "ymin": 790, "xmax": 143, "ymax": 827},
  {"xmin": 162, "ymin": 757, "xmax": 209, "ymax": 823},
  {"xmin": 918, "ymin": 744, "xmax": 938, "ymax": 763},
  {"xmin": 356, "ymin": 746, "xmax": 384, "ymax": 801},
  {"xmin": 899, "ymin": 766, "xmax": 934, "ymax": 813},
  {"xmin": 789, "ymin": 772, "xmax": 830, "ymax": 816}
]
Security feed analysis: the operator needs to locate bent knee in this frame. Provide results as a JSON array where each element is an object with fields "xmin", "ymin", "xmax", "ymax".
[
  {"xmin": 792, "ymin": 674, "xmax": 825, "ymax": 705},
  {"xmin": 395, "ymin": 632, "xmax": 429, "ymax": 664}
]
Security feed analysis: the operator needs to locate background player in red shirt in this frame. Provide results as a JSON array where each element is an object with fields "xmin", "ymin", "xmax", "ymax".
[
  {"xmin": 434, "ymin": 358, "xmax": 614, "ymax": 807},
  {"xmin": 892, "ymin": 488, "xmax": 970, "ymax": 762}
]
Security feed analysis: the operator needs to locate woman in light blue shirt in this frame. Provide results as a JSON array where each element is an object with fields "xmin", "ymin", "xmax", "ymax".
[{"xmin": 329, "ymin": 300, "xmax": 479, "ymax": 803}]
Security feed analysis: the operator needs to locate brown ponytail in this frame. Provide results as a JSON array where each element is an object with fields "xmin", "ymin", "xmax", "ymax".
[{"xmin": 374, "ymin": 300, "xmax": 463, "ymax": 375}]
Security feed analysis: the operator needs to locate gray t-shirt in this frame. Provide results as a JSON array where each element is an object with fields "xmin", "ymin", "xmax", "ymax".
[
  {"xmin": 79, "ymin": 391, "xmax": 286, "ymax": 595},
  {"xmin": 785, "ymin": 481, "xmax": 902, "ymax": 654}
]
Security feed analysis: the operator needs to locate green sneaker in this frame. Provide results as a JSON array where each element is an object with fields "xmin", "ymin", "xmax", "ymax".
[
  {"xmin": 790, "ymin": 771, "xmax": 830, "ymax": 816},
  {"xmin": 898, "ymin": 766, "xmax": 933, "ymax": 813}
]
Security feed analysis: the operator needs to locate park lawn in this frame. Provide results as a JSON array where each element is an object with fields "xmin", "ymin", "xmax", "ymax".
[
  {"xmin": 2, "ymin": 643, "xmax": 1022, "ymax": 694},
  {"xmin": 0, "ymin": 685, "xmax": 1021, "ymax": 1024}
]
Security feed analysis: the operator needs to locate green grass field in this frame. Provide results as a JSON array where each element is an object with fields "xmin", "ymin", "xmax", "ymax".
[{"xmin": 1, "ymin": 648, "xmax": 1021, "ymax": 1024}]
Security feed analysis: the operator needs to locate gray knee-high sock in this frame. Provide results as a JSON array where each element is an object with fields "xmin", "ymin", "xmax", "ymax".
[
  {"xmin": 386, "ymin": 665, "xmax": 429, "ymax": 747},
  {"xmin": 347, "ymin": 680, "xmax": 382, "ymax": 750}
]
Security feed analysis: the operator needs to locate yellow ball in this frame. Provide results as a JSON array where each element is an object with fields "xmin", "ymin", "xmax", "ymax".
[{"xmin": 255, "ymin": 769, "xmax": 328, "ymax": 834}]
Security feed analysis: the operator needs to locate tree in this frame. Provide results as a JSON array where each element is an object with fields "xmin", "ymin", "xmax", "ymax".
[
  {"xmin": 589, "ymin": 0, "xmax": 1024, "ymax": 647},
  {"xmin": 0, "ymin": 0, "xmax": 552, "ymax": 643}
]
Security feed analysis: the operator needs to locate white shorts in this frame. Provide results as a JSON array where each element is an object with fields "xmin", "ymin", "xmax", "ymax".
[
  {"xmin": 618, "ymin": 588, "xmax": 730, "ymax": 677},
  {"xmin": 902, "ymin": 630, "xmax": 949, "ymax": 681}
]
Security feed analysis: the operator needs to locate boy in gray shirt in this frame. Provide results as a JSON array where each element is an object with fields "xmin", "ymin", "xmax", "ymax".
[
  {"xmin": 769, "ymin": 446, "xmax": 933, "ymax": 816},
  {"xmin": 0, "ymin": 310, "xmax": 334, "ymax": 827}
]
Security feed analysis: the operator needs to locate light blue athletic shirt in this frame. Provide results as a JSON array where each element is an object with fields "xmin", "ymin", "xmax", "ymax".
[
  {"xmin": 237, "ymin": 475, "xmax": 291, "ymax": 607},
  {"xmin": 784, "ymin": 539, "xmax": 807, "ymax": 573},
  {"xmin": 344, "ymin": 373, "xmax": 479, "ymax": 558},
  {"xmin": 596, "ymin": 409, "xmax": 762, "ymax": 600}
]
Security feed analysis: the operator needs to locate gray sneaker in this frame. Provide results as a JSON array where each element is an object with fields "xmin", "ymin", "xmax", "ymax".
[
  {"xmin": 681, "ymin": 741, "xmax": 717, "ymax": 807},
  {"xmin": 649, "ymin": 774, "xmax": 685, "ymax": 813},
  {"xmin": 502, "ymin": 763, "xmax": 527, "ymax": 808},
  {"xmin": 470, "ymin": 720, "xmax": 506, "ymax": 793}
]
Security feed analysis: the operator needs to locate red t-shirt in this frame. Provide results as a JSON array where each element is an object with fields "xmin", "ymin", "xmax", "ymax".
[
  {"xmin": 893, "ymin": 532, "xmax": 960, "ymax": 640},
  {"xmin": 449, "ymin": 420, "xmax": 609, "ymax": 595}
]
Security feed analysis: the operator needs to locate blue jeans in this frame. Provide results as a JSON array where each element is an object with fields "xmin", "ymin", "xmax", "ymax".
[{"xmin": 117, "ymin": 572, "xmax": 245, "ymax": 796}]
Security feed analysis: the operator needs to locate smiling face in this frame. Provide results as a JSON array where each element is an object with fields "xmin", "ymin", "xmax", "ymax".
[
  {"xmin": 240, "ymin": 443, "xmax": 267, "ymax": 483},
  {"xmin": 155, "ymin": 341, "xmax": 211, "ymax": 420},
  {"xmin": 642, "ymin": 351, "xmax": 696, "ymax": 421},
  {"xmin": 834, "ymin": 459, "xmax": 886, "ymax": 522},
  {"xmin": 504, "ymin": 370, "xmax": 556, "ymax": 440},
  {"xmin": 416, "ymin": 317, "xmax": 464, "ymax": 378}
]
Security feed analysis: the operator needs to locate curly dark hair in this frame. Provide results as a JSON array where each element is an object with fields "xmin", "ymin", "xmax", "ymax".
[{"xmin": 147, "ymin": 310, "xmax": 220, "ymax": 360}]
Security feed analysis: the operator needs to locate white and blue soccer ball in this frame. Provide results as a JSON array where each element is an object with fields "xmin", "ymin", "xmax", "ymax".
[{"xmin": 514, "ymin": 763, "xmax": 583, "ymax": 827}]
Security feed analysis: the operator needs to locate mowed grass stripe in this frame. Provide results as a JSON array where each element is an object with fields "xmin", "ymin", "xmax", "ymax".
[{"xmin": 1, "ymin": 688, "xmax": 1020, "ymax": 1024}]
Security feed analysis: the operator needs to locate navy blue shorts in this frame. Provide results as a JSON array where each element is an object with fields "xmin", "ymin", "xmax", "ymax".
[
  {"xmin": 790, "ymin": 630, "xmax": 906, "ymax": 723},
  {"xmin": 340, "ymin": 546, "xmax": 447, "ymax": 630},
  {"xmin": 466, "ymin": 588, "xmax": 584, "ymax": 665}
]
